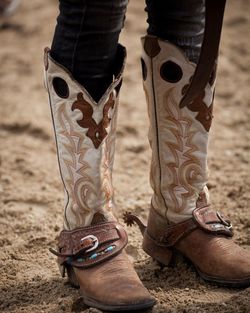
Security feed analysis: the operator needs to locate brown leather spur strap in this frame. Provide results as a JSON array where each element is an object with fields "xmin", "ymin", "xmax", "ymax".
[
  {"xmin": 180, "ymin": 0, "xmax": 227, "ymax": 108},
  {"xmin": 160, "ymin": 206, "xmax": 233, "ymax": 248},
  {"xmin": 50, "ymin": 222, "xmax": 128, "ymax": 269}
]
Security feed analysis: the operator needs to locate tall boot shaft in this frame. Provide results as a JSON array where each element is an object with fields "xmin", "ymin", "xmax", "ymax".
[
  {"xmin": 44, "ymin": 45, "xmax": 126, "ymax": 229},
  {"xmin": 141, "ymin": 36, "xmax": 216, "ymax": 223}
]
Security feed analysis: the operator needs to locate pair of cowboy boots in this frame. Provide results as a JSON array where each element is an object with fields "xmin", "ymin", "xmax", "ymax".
[{"xmin": 44, "ymin": 33, "xmax": 250, "ymax": 311}]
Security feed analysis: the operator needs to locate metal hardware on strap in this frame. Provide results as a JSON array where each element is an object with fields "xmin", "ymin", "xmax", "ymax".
[
  {"xmin": 216, "ymin": 211, "xmax": 233, "ymax": 230},
  {"xmin": 80, "ymin": 235, "xmax": 99, "ymax": 253},
  {"xmin": 180, "ymin": 0, "xmax": 227, "ymax": 108}
]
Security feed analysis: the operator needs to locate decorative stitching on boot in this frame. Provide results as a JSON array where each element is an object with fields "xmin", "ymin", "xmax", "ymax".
[
  {"xmin": 162, "ymin": 88, "xmax": 205, "ymax": 212},
  {"xmin": 57, "ymin": 104, "xmax": 96, "ymax": 226},
  {"xmin": 44, "ymin": 46, "xmax": 125, "ymax": 230}
]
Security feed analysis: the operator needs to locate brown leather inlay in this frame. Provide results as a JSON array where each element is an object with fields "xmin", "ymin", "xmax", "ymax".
[
  {"xmin": 144, "ymin": 36, "xmax": 161, "ymax": 58},
  {"xmin": 72, "ymin": 92, "xmax": 115, "ymax": 149},
  {"xmin": 187, "ymin": 91, "xmax": 213, "ymax": 132},
  {"xmin": 91, "ymin": 212, "xmax": 110, "ymax": 225},
  {"xmin": 181, "ymin": 86, "xmax": 213, "ymax": 132},
  {"xmin": 160, "ymin": 61, "xmax": 183, "ymax": 83}
]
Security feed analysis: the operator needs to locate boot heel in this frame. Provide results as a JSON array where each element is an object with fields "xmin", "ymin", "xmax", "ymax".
[
  {"xmin": 142, "ymin": 231, "xmax": 173, "ymax": 267},
  {"xmin": 66, "ymin": 266, "xmax": 80, "ymax": 288}
]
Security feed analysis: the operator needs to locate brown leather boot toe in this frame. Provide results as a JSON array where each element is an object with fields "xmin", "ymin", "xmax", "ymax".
[
  {"xmin": 125, "ymin": 205, "xmax": 250, "ymax": 288},
  {"xmin": 177, "ymin": 230, "xmax": 250, "ymax": 287},
  {"xmin": 51, "ymin": 222, "xmax": 156, "ymax": 311},
  {"xmin": 74, "ymin": 251, "xmax": 155, "ymax": 311}
]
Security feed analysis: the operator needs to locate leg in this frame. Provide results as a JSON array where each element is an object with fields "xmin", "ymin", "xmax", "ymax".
[
  {"xmin": 124, "ymin": 0, "xmax": 250, "ymax": 288},
  {"xmin": 145, "ymin": 0, "xmax": 205, "ymax": 63},
  {"xmin": 47, "ymin": 0, "xmax": 129, "ymax": 231},
  {"xmin": 44, "ymin": 1, "xmax": 155, "ymax": 310},
  {"xmin": 51, "ymin": 0, "xmax": 127, "ymax": 102}
]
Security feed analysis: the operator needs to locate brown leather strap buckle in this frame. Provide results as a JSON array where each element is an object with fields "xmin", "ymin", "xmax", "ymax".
[
  {"xmin": 193, "ymin": 206, "xmax": 233, "ymax": 236},
  {"xmin": 161, "ymin": 206, "xmax": 234, "ymax": 248},
  {"xmin": 216, "ymin": 211, "xmax": 233, "ymax": 230},
  {"xmin": 80, "ymin": 235, "xmax": 99, "ymax": 253},
  {"xmin": 50, "ymin": 222, "xmax": 128, "ymax": 269}
]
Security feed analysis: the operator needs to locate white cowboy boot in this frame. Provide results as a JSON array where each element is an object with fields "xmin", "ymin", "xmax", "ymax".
[
  {"xmin": 44, "ymin": 45, "xmax": 155, "ymax": 311},
  {"xmin": 124, "ymin": 34, "xmax": 250, "ymax": 288},
  {"xmin": 142, "ymin": 36, "xmax": 214, "ymax": 223},
  {"xmin": 44, "ymin": 46, "xmax": 125, "ymax": 230}
]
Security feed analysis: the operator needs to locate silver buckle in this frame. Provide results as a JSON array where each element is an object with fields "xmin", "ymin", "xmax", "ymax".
[
  {"xmin": 216, "ymin": 211, "xmax": 233, "ymax": 230},
  {"xmin": 80, "ymin": 235, "xmax": 99, "ymax": 253}
]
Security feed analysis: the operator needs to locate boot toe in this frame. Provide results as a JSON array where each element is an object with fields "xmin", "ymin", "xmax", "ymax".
[{"xmin": 74, "ymin": 251, "xmax": 156, "ymax": 311}]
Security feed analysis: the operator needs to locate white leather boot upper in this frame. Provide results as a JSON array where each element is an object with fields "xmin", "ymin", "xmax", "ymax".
[
  {"xmin": 44, "ymin": 46, "xmax": 126, "ymax": 229},
  {"xmin": 141, "ymin": 36, "xmax": 215, "ymax": 223}
]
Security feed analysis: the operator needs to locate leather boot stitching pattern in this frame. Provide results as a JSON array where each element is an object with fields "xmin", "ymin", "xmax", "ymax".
[
  {"xmin": 101, "ymin": 102, "xmax": 117, "ymax": 212},
  {"xmin": 58, "ymin": 105, "xmax": 96, "ymax": 226},
  {"xmin": 162, "ymin": 88, "xmax": 205, "ymax": 213}
]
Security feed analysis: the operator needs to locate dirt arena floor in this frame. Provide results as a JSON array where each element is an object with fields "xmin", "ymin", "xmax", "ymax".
[{"xmin": 0, "ymin": 0, "xmax": 249, "ymax": 312}]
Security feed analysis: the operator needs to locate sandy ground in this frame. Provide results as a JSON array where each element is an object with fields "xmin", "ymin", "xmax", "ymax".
[{"xmin": 0, "ymin": 0, "xmax": 249, "ymax": 312}]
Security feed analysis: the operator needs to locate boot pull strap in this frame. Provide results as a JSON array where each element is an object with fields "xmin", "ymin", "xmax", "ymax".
[{"xmin": 180, "ymin": 0, "xmax": 227, "ymax": 108}]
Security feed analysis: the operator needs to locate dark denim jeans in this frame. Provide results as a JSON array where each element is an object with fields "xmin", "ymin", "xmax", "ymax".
[{"xmin": 51, "ymin": 0, "xmax": 205, "ymax": 101}]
